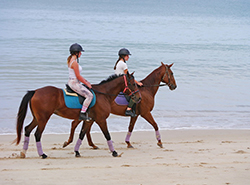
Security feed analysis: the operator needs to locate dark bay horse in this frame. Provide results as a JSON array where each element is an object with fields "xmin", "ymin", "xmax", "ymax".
[
  {"xmin": 63, "ymin": 62, "xmax": 177, "ymax": 149},
  {"xmin": 16, "ymin": 73, "xmax": 141, "ymax": 158}
]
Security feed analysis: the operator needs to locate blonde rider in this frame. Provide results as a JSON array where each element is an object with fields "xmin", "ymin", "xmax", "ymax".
[{"xmin": 67, "ymin": 43, "xmax": 93, "ymax": 121}]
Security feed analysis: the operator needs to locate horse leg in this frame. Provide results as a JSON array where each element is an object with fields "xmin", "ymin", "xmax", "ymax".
[
  {"xmin": 74, "ymin": 120, "xmax": 94, "ymax": 157},
  {"xmin": 86, "ymin": 124, "xmax": 99, "ymax": 149},
  {"xmin": 141, "ymin": 113, "xmax": 163, "ymax": 148},
  {"xmin": 20, "ymin": 119, "xmax": 38, "ymax": 158},
  {"xmin": 125, "ymin": 116, "xmax": 138, "ymax": 148},
  {"xmin": 63, "ymin": 119, "xmax": 81, "ymax": 148},
  {"xmin": 97, "ymin": 121, "xmax": 118, "ymax": 157},
  {"xmin": 34, "ymin": 119, "xmax": 49, "ymax": 159}
]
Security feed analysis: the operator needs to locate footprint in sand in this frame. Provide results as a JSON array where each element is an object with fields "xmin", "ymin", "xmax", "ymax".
[{"xmin": 235, "ymin": 150, "xmax": 247, "ymax": 154}]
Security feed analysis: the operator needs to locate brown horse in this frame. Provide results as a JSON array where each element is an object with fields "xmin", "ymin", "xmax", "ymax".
[
  {"xmin": 63, "ymin": 62, "xmax": 176, "ymax": 149},
  {"xmin": 15, "ymin": 73, "xmax": 141, "ymax": 158}
]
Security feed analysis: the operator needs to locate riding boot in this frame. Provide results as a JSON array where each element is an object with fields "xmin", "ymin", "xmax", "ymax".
[
  {"xmin": 125, "ymin": 99, "xmax": 137, "ymax": 117},
  {"xmin": 79, "ymin": 112, "xmax": 92, "ymax": 121},
  {"xmin": 125, "ymin": 109, "xmax": 137, "ymax": 117}
]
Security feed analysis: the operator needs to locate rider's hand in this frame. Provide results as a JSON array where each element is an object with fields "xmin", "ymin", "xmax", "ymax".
[
  {"xmin": 88, "ymin": 82, "xmax": 92, "ymax": 89},
  {"xmin": 137, "ymin": 81, "xmax": 143, "ymax": 86}
]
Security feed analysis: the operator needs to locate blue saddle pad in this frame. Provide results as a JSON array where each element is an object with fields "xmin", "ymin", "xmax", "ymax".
[
  {"xmin": 115, "ymin": 93, "xmax": 128, "ymax": 105},
  {"xmin": 62, "ymin": 89, "xmax": 96, "ymax": 109}
]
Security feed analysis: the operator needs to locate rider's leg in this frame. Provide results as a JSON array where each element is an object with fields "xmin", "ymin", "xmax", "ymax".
[
  {"xmin": 79, "ymin": 87, "xmax": 93, "ymax": 121},
  {"xmin": 125, "ymin": 99, "xmax": 136, "ymax": 117}
]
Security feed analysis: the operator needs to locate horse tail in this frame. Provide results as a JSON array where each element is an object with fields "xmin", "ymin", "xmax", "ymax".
[{"xmin": 16, "ymin": 91, "xmax": 35, "ymax": 145}]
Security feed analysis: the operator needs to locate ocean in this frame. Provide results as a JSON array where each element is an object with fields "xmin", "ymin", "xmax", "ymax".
[{"xmin": 0, "ymin": 0, "xmax": 250, "ymax": 135}]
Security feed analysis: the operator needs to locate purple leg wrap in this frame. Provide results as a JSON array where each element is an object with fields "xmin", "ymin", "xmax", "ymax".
[
  {"xmin": 156, "ymin": 130, "xmax": 161, "ymax": 141},
  {"xmin": 107, "ymin": 140, "xmax": 114, "ymax": 152},
  {"xmin": 74, "ymin": 138, "xmax": 82, "ymax": 152},
  {"xmin": 125, "ymin": 132, "xmax": 132, "ymax": 142},
  {"xmin": 23, "ymin": 136, "xmax": 30, "ymax": 150},
  {"xmin": 36, "ymin": 141, "xmax": 43, "ymax": 156}
]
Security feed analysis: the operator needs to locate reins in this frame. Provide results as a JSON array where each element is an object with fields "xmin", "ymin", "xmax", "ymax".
[
  {"xmin": 141, "ymin": 84, "xmax": 168, "ymax": 87},
  {"xmin": 93, "ymin": 64, "xmax": 171, "ymax": 94},
  {"xmin": 91, "ymin": 88, "xmax": 117, "ymax": 96}
]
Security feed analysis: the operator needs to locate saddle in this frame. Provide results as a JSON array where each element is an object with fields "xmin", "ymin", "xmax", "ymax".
[
  {"xmin": 63, "ymin": 84, "xmax": 96, "ymax": 109},
  {"xmin": 65, "ymin": 84, "xmax": 85, "ymax": 103}
]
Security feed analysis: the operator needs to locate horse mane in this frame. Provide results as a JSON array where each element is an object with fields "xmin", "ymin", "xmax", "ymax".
[
  {"xmin": 140, "ymin": 65, "xmax": 162, "ymax": 85},
  {"xmin": 98, "ymin": 74, "xmax": 123, "ymax": 85}
]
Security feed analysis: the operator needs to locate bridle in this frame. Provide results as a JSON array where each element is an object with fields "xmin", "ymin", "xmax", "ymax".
[
  {"xmin": 142, "ymin": 65, "xmax": 172, "ymax": 87},
  {"xmin": 161, "ymin": 65, "xmax": 171, "ymax": 87},
  {"xmin": 122, "ymin": 75, "xmax": 139, "ymax": 97},
  {"xmin": 92, "ymin": 74, "xmax": 139, "ymax": 97}
]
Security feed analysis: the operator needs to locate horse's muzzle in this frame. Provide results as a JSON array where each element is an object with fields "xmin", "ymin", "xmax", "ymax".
[
  {"xmin": 131, "ymin": 91, "xmax": 142, "ymax": 103},
  {"xmin": 169, "ymin": 84, "xmax": 177, "ymax": 90}
]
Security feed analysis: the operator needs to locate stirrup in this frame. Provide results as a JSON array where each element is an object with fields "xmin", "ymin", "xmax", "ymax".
[{"xmin": 79, "ymin": 112, "xmax": 92, "ymax": 121}]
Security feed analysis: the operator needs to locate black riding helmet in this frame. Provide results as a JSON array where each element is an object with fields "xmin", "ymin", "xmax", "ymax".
[
  {"xmin": 69, "ymin": 43, "xmax": 84, "ymax": 54},
  {"xmin": 118, "ymin": 48, "xmax": 131, "ymax": 56}
]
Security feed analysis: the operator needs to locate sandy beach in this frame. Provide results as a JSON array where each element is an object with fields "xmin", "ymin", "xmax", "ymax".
[{"xmin": 0, "ymin": 129, "xmax": 249, "ymax": 185}]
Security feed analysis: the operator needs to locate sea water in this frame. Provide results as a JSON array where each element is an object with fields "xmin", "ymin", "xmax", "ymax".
[{"xmin": 0, "ymin": 0, "xmax": 250, "ymax": 134}]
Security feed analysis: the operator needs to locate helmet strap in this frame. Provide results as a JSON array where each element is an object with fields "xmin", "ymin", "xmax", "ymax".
[{"xmin": 120, "ymin": 56, "xmax": 126, "ymax": 63}]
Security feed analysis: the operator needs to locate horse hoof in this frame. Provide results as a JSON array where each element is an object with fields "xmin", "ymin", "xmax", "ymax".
[
  {"xmin": 41, "ymin": 154, "xmax": 47, "ymax": 159},
  {"xmin": 92, "ymin": 146, "xmax": 99, "ymax": 150},
  {"xmin": 157, "ymin": 142, "xmax": 163, "ymax": 148},
  {"xmin": 126, "ymin": 142, "xmax": 134, "ymax": 148},
  {"xmin": 63, "ymin": 141, "xmax": 68, "ymax": 148},
  {"xmin": 112, "ymin": 151, "xmax": 118, "ymax": 157},
  {"xmin": 127, "ymin": 145, "xmax": 134, "ymax": 148},
  {"xmin": 75, "ymin": 151, "xmax": 81, "ymax": 157},
  {"xmin": 20, "ymin": 151, "xmax": 26, "ymax": 158}
]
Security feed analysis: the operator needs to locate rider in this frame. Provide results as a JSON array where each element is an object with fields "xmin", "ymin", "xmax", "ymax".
[
  {"xmin": 67, "ymin": 43, "xmax": 93, "ymax": 121},
  {"xmin": 114, "ymin": 48, "xmax": 143, "ymax": 117}
]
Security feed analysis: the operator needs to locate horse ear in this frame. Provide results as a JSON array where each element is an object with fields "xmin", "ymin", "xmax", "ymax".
[
  {"xmin": 126, "ymin": 71, "xmax": 134, "ymax": 77},
  {"xmin": 161, "ymin": 62, "xmax": 164, "ymax": 66},
  {"xmin": 169, "ymin": 63, "xmax": 174, "ymax": 68}
]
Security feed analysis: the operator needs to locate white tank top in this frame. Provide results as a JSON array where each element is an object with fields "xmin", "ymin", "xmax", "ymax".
[{"xmin": 68, "ymin": 60, "xmax": 82, "ymax": 79}]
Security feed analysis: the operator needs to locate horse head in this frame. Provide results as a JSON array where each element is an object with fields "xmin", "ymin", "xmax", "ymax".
[
  {"xmin": 123, "ymin": 72, "xmax": 141, "ymax": 103},
  {"xmin": 161, "ymin": 62, "xmax": 177, "ymax": 90}
]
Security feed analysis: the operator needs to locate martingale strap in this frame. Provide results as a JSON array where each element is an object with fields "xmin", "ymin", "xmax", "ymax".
[
  {"xmin": 122, "ymin": 75, "xmax": 139, "ymax": 96},
  {"xmin": 122, "ymin": 75, "xmax": 130, "ymax": 94}
]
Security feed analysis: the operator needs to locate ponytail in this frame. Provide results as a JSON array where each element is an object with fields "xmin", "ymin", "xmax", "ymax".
[
  {"xmin": 114, "ymin": 55, "xmax": 126, "ymax": 70},
  {"xmin": 67, "ymin": 52, "xmax": 80, "ymax": 65},
  {"xmin": 67, "ymin": 55, "xmax": 72, "ymax": 65}
]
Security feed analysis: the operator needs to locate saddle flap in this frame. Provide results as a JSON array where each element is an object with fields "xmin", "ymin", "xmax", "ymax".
[
  {"xmin": 115, "ymin": 93, "xmax": 129, "ymax": 105},
  {"xmin": 62, "ymin": 86, "xmax": 96, "ymax": 109}
]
